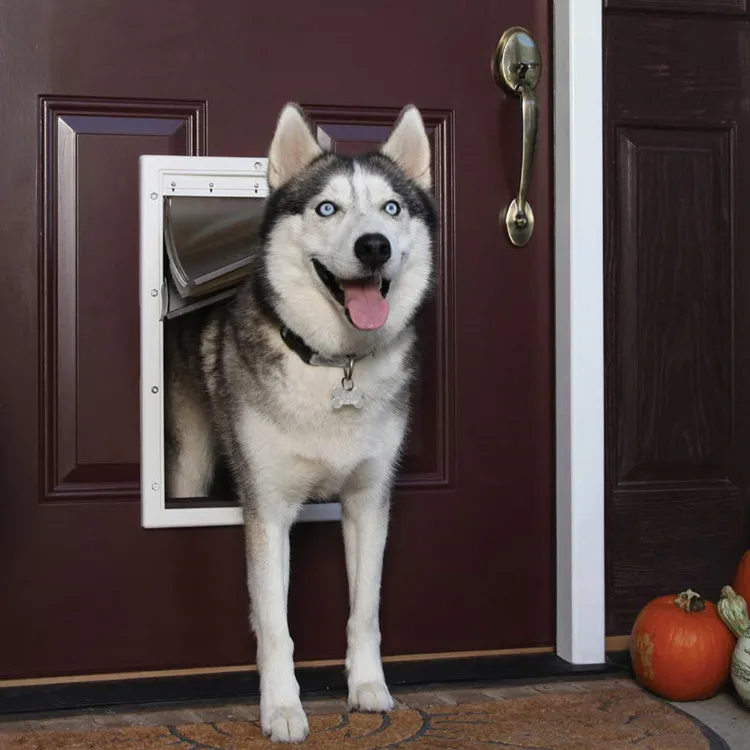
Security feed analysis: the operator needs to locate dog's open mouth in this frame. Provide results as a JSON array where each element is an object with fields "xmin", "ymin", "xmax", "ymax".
[{"xmin": 313, "ymin": 259, "xmax": 391, "ymax": 331}]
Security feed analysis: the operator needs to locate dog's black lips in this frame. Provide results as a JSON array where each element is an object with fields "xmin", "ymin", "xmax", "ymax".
[{"xmin": 312, "ymin": 259, "xmax": 391, "ymax": 307}]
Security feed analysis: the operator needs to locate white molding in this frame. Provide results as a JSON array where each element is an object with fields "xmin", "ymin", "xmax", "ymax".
[
  {"xmin": 138, "ymin": 155, "xmax": 342, "ymax": 528},
  {"xmin": 553, "ymin": 0, "xmax": 606, "ymax": 664}
]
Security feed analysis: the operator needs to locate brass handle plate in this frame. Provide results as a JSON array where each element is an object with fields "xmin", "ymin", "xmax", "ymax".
[{"xmin": 492, "ymin": 27, "xmax": 541, "ymax": 247}]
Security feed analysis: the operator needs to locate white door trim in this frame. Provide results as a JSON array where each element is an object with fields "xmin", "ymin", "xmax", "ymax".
[
  {"xmin": 553, "ymin": 0, "xmax": 606, "ymax": 664},
  {"xmin": 139, "ymin": 0, "xmax": 607, "ymax": 666}
]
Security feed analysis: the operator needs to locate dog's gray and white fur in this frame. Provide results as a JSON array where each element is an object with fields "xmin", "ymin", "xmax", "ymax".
[{"xmin": 165, "ymin": 103, "xmax": 436, "ymax": 743}]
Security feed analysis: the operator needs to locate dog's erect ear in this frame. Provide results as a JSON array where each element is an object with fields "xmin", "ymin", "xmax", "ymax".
[
  {"xmin": 267, "ymin": 103, "xmax": 323, "ymax": 189},
  {"xmin": 380, "ymin": 105, "xmax": 432, "ymax": 191}
]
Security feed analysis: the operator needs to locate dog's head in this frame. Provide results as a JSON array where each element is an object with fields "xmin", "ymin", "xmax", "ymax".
[{"xmin": 257, "ymin": 103, "xmax": 436, "ymax": 356}]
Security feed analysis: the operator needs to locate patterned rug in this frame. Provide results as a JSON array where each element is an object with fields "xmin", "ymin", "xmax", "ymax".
[{"xmin": 0, "ymin": 687, "xmax": 729, "ymax": 749}]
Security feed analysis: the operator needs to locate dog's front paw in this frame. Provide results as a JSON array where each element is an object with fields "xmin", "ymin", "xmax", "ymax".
[
  {"xmin": 348, "ymin": 681, "xmax": 394, "ymax": 713},
  {"xmin": 261, "ymin": 703, "xmax": 309, "ymax": 743}
]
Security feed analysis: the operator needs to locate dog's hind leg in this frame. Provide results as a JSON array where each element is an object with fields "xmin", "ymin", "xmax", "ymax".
[
  {"xmin": 165, "ymin": 393, "xmax": 215, "ymax": 499},
  {"xmin": 341, "ymin": 465, "xmax": 395, "ymax": 714}
]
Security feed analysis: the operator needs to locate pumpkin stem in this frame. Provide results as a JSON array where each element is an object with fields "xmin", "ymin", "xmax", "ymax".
[
  {"xmin": 674, "ymin": 589, "xmax": 705, "ymax": 613},
  {"xmin": 718, "ymin": 585, "xmax": 750, "ymax": 639}
]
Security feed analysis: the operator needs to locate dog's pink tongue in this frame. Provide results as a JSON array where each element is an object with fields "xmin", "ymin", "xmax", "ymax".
[{"xmin": 343, "ymin": 279, "xmax": 389, "ymax": 330}]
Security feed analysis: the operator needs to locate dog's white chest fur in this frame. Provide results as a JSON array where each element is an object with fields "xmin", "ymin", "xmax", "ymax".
[{"xmin": 237, "ymin": 333, "xmax": 411, "ymax": 504}]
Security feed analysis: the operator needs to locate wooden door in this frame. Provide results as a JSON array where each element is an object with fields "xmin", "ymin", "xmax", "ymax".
[
  {"xmin": 0, "ymin": 0, "xmax": 553, "ymax": 679},
  {"xmin": 604, "ymin": 1, "xmax": 750, "ymax": 635}
]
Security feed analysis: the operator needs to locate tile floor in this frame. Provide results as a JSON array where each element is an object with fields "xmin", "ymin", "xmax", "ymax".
[
  {"xmin": 0, "ymin": 675, "xmax": 747, "ymax": 748},
  {"xmin": 673, "ymin": 691, "xmax": 750, "ymax": 750}
]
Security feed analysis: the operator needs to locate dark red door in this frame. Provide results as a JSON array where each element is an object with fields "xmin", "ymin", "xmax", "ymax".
[{"xmin": 0, "ymin": 0, "xmax": 553, "ymax": 679}]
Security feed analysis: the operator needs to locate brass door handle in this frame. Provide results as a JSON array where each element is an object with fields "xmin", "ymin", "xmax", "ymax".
[{"xmin": 492, "ymin": 27, "xmax": 542, "ymax": 247}]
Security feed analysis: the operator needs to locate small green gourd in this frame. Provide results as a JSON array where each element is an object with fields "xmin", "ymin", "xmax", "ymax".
[{"xmin": 717, "ymin": 586, "xmax": 750, "ymax": 708}]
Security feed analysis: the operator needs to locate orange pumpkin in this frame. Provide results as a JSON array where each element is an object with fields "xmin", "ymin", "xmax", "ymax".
[
  {"xmin": 733, "ymin": 550, "xmax": 750, "ymax": 604},
  {"xmin": 629, "ymin": 589, "xmax": 735, "ymax": 702}
]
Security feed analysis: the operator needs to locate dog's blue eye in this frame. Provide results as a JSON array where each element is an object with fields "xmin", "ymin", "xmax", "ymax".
[
  {"xmin": 316, "ymin": 201, "xmax": 337, "ymax": 217},
  {"xmin": 383, "ymin": 200, "xmax": 401, "ymax": 216}
]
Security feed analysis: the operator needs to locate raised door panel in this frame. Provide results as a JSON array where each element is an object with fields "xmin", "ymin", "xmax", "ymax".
[
  {"xmin": 41, "ymin": 97, "xmax": 206, "ymax": 501},
  {"xmin": 310, "ymin": 106, "xmax": 455, "ymax": 488}
]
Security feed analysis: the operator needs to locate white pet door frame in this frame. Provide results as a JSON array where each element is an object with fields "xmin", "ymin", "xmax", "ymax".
[{"xmin": 139, "ymin": 155, "xmax": 342, "ymax": 528}]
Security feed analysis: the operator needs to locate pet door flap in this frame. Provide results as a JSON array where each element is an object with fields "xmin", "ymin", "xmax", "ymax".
[{"xmin": 163, "ymin": 195, "xmax": 265, "ymax": 318}]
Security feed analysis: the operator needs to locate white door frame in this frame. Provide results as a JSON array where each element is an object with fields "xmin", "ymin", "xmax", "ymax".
[
  {"xmin": 553, "ymin": 0, "xmax": 605, "ymax": 665},
  {"xmin": 139, "ymin": 0, "xmax": 606, "ymax": 667}
]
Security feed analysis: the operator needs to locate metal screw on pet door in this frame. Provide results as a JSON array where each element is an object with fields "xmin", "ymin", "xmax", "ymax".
[{"xmin": 492, "ymin": 27, "xmax": 542, "ymax": 247}]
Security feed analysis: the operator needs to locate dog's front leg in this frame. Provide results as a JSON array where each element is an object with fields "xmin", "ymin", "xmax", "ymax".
[
  {"xmin": 341, "ymin": 480, "xmax": 394, "ymax": 713},
  {"xmin": 244, "ymin": 500, "xmax": 308, "ymax": 743}
]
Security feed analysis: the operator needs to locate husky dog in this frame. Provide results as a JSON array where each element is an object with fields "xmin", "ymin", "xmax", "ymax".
[{"xmin": 165, "ymin": 102, "xmax": 436, "ymax": 742}]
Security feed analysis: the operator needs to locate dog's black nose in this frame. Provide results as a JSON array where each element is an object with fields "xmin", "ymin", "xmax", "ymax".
[{"xmin": 354, "ymin": 233, "xmax": 391, "ymax": 270}]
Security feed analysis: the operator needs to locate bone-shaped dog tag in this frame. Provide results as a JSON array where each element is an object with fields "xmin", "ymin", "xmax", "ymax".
[{"xmin": 331, "ymin": 381, "xmax": 365, "ymax": 410}]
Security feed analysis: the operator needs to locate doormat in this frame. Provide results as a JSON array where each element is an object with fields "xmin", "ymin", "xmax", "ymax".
[{"xmin": 0, "ymin": 687, "xmax": 729, "ymax": 749}]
